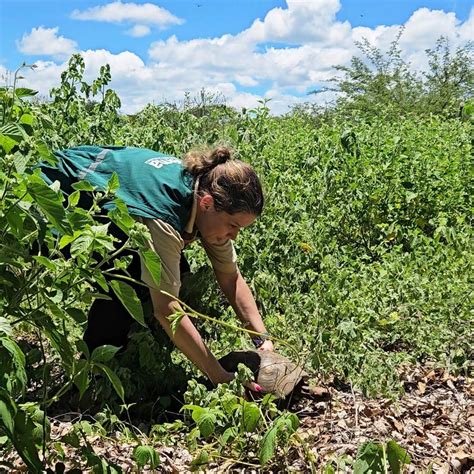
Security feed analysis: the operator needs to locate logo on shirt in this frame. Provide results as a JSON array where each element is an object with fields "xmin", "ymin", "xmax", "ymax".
[{"xmin": 145, "ymin": 157, "xmax": 181, "ymax": 169}]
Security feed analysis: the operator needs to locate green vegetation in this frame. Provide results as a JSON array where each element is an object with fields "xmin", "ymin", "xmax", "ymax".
[{"xmin": 0, "ymin": 37, "xmax": 472, "ymax": 471}]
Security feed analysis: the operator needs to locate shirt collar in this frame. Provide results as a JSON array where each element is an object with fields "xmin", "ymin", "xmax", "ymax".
[{"xmin": 183, "ymin": 177, "xmax": 199, "ymax": 239}]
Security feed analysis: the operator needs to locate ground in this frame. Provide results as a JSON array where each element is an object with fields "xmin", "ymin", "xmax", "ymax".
[{"xmin": 3, "ymin": 364, "xmax": 472, "ymax": 472}]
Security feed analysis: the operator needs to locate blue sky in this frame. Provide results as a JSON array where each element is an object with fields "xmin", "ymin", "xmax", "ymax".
[{"xmin": 1, "ymin": 0, "xmax": 472, "ymax": 113}]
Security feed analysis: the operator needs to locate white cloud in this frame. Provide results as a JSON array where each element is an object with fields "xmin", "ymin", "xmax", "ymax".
[
  {"xmin": 14, "ymin": 2, "xmax": 473, "ymax": 115},
  {"xmin": 16, "ymin": 27, "xmax": 77, "ymax": 59},
  {"xmin": 71, "ymin": 1, "xmax": 183, "ymax": 30},
  {"xmin": 126, "ymin": 25, "xmax": 151, "ymax": 37}
]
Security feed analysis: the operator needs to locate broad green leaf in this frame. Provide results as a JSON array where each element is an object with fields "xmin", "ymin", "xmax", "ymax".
[
  {"xmin": 140, "ymin": 249, "xmax": 161, "ymax": 287},
  {"xmin": 191, "ymin": 450, "xmax": 209, "ymax": 469},
  {"xmin": 0, "ymin": 317, "xmax": 13, "ymax": 336},
  {"xmin": 220, "ymin": 426, "xmax": 238, "ymax": 446},
  {"xmin": 133, "ymin": 445, "xmax": 160, "ymax": 469},
  {"xmin": 0, "ymin": 394, "xmax": 15, "ymax": 437},
  {"xmin": 107, "ymin": 172, "xmax": 120, "ymax": 194},
  {"xmin": 35, "ymin": 141, "xmax": 56, "ymax": 163},
  {"xmin": 387, "ymin": 440, "xmax": 411, "ymax": 473},
  {"xmin": 73, "ymin": 359, "xmax": 90, "ymax": 399},
  {"xmin": 181, "ymin": 404, "xmax": 205, "ymax": 422},
  {"xmin": 108, "ymin": 197, "xmax": 135, "ymax": 232},
  {"xmin": 91, "ymin": 345, "xmax": 121, "ymax": 363},
  {"xmin": 95, "ymin": 363, "xmax": 125, "ymax": 401},
  {"xmin": 70, "ymin": 233, "xmax": 93, "ymax": 256},
  {"xmin": 241, "ymin": 400, "xmax": 260, "ymax": 433},
  {"xmin": 75, "ymin": 340, "xmax": 90, "ymax": 359},
  {"xmin": 32, "ymin": 256, "xmax": 57, "ymax": 272},
  {"xmin": 67, "ymin": 308, "xmax": 87, "ymax": 325},
  {"xmin": 13, "ymin": 152, "xmax": 30, "ymax": 174},
  {"xmin": 0, "ymin": 134, "xmax": 19, "ymax": 153},
  {"xmin": 41, "ymin": 319, "xmax": 74, "ymax": 372},
  {"xmin": 6, "ymin": 206, "xmax": 24, "ymax": 235},
  {"xmin": 12, "ymin": 410, "xmax": 44, "ymax": 471},
  {"xmin": 27, "ymin": 181, "xmax": 72, "ymax": 235},
  {"xmin": 67, "ymin": 190, "xmax": 80, "ymax": 207},
  {"xmin": 354, "ymin": 442, "xmax": 384, "ymax": 474},
  {"xmin": 59, "ymin": 230, "xmax": 81, "ymax": 249},
  {"xmin": 93, "ymin": 271, "xmax": 109, "ymax": 292},
  {"xmin": 14, "ymin": 88, "xmax": 38, "ymax": 98},
  {"xmin": 67, "ymin": 209, "xmax": 94, "ymax": 230},
  {"xmin": 197, "ymin": 412, "xmax": 215, "ymax": 438},
  {"xmin": 71, "ymin": 180, "xmax": 95, "ymax": 192},
  {"xmin": 61, "ymin": 431, "xmax": 81, "ymax": 449},
  {"xmin": 19, "ymin": 113, "xmax": 34, "ymax": 126},
  {"xmin": 1, "ymin": 338, "xmax": 27, "ymax": 392},
  {"xmin": 259, "ymin": 424, "xmax": 278, "ymax": 465},
  {"xmin": 110, "ymin": 280, "xmax": 146, "ymax": 327}
]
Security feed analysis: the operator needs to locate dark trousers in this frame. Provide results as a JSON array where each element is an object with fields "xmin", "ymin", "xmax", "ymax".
[{"xmin": 83, "ymin": 239, "xmax": 190, "ymax": 352}]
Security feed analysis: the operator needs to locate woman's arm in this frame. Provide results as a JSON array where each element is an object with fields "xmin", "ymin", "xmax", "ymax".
[
  {"xmin": 214, "ymin": 269, "xmax": 274, "ymax": 351},
  {"xmin": 150, "ymin": 289, "xmax": 265, "ymax": 387},
  {"xmin": 150, "ymin": 289, "xmax": 230, "ymax": 384}
]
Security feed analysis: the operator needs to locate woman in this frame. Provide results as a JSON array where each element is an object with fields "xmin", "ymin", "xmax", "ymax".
[{"xmin": 41, "ymin": 145, "xmax": 273, "ymax": 391}]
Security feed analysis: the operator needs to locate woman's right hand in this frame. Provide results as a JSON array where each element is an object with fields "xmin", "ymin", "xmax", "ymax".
[{"xmin": 211, "ymin": 368, "xmax": 263, "ymax": 393}]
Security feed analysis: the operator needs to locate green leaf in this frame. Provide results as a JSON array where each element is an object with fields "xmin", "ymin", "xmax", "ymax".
[
  {"xmin": 95, "ymin": 363, "xmax": 125, "ymax": 401},
  {"xmin": 0, "ymin": 134, "xmax": 18, "ymax": 153},
  {"xmin": 181, "ymin": 404, "xmax": 205, "ymax": 422},
  {"xmin": 67, "ymin": 308, "xmax": 87, "ymax": 325},
  {"xmin": 140, "ymin": 249, "xmax": 161, "ymax": 287},
  {"xmin": 110, "ymin": 280, "xmax": 146, "ymax": 327},
  {"xmin": 1, "ymin": 338, "xmax": 27, "ymax": 392},
  {"xmin": 197, "ymin": 411, "xmax": 215, "ymax": 438},
  {"xmin": 168, "ymin": 311, "xmax": 185, "ymax": 335},
  {"xmin": 107, "ymin": 172, "xmax": 120, "ymax": 194},
  {"xmin": 0, "ymin": 317, "xmax": 13, "ymax": 337},
  {"xmin": 59, "ymin": 230, "xmax": 81, "ymax": 249},
  {"xmin": 32, "ymin": 256, "xmax": 57, "ymax": 272},
  {"xmin": 191, "ymin": 450, "xmax": 209, "ymax": 470},
  {"xmin": 220, "ymin": 426, "xmax": 238, "ymax": 446},
  {"xmin": 354, "ymin": 442, "xmax": 384, "ymax": 474},
  {"xmin": 241, "ymin": 400, "xmax": 261, "ymax": 433},
  {"xmin": 67, "ymin": 190, "xmax": 80, "ymax": 207},
  {"xmin": 61, "ymin": 431, "xmax": 81, "ymax": 449},
  {"xmin": 73, "ymin": 360, "xmax": 90, "ymax": 399},
  {"xmin": 0, "ymin": 393, "xmax": 15, "ymax": 437},
  {"xmin": 71, "ymin": 180, "xmax": 96, "ymax": 191},
  {"xmin": 19, "ymin": 113, "xmax": 34, "ymax": 126},
  {"xmin": 27, "ymin": 180, "xmax": 72, "ymax": 235},
  {"xmin": 259, "ymin": 424, "xmax": 278, "ymax": 465},
  {"xmin": 91, "ymin": 345, "xmax": 121, "ymax": 363},
  {"xmin": 386, "ymin": 440, "xmax": 411, "ymax": 473},
  {"xmin": 14, "ymin": 88, "xmax": 38, "ymax": 98},
  {"xmin": 13, "ymin": 152, "xmax": 30, "ymax": 174},
  {"xmin": 133, "ymin": 445, "xmax": 160, "ymax": 469},
  {"xmin": 12, "ymin": 409, "xmax": 44, "ymax": 471},
  {"xmin": 108, "ymin": 197, "xmax": 135, "ymax": 232}
]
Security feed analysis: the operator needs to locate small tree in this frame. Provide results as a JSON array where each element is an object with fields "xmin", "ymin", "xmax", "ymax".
[
  {"xmin": 422, "ymin": 37, "xmax": 474, "ymax": 117},
  {"xmin": 323, "ymin": 30, "xmax": 473, "ymax": 119}
]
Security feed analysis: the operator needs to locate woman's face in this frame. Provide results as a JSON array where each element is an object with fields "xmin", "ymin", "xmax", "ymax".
[{"xmin": 196, "ymin": 195, "xmax": 257, "ymax": 245}]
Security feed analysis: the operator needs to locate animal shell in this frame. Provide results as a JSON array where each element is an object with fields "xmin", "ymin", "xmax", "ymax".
[{"xmin": 218, "ymin": 350, "xmax": 307, "ymax": 399}]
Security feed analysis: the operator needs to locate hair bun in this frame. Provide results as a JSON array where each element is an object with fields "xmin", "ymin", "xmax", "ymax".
[{"xmin": 211, "ymin": 147, "xmax": 232, "ymax": 165}]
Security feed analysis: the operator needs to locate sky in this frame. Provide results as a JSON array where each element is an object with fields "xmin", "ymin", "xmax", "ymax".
[{"xmin": 0, "ymin": 0, "xmax": 473, "ymax": 114}]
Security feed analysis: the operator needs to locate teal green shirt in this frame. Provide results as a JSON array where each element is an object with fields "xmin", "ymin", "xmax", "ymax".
[{"xmin": 44, "ymin": 145, "xmax": 194, "ymax": 233}]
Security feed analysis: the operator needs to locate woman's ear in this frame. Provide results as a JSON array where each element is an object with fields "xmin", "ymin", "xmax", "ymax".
[{"xmin": 199, "ymin": 194, "xmax": 214, "ymax": 211}]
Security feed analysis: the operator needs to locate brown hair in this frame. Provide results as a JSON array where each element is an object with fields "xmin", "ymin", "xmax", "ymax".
[{"xmin": 183, "ymin": 146, "xmax": 264, "ymax": 216}]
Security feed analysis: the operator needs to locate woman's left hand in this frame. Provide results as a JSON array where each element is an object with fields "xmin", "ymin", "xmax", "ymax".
[{"xmin": 258, "ymin": 339, "xmax": 274, "ymax": 351}]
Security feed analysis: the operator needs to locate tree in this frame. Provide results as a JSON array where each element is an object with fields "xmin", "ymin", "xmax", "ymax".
[
  {"xmin": 321, "ymin": 30, "xmax": 473, "ymax": 119},
  {"xmin": 422, "ymin": 37, "xmax": 474, "ymax": 117}
]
